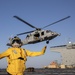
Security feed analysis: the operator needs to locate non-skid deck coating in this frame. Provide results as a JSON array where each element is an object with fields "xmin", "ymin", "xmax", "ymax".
[{"xmin": 0, "ymin": 68, "xmax": 75, "ymax": 75}]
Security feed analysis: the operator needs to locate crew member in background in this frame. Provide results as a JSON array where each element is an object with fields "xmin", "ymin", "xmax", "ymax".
[{"xmin": 0, "ymin": 36, "xmax": 47, "ymax": 75}]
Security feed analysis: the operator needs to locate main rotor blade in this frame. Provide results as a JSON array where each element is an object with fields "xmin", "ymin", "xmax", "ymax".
[
  {"xmin": 42, "ymin": 16, "xmax": 70, "ymax": 29},
  {"xmin": 16, "ymin": 30, "xmax": 34, "ymax": 36},
  {"xmin": 14, "ymin": 16, "xmax": 38, "ymax": 29}
]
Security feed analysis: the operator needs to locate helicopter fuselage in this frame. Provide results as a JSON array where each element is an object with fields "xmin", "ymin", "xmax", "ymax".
[{"xmin": 22, "ymin": 30, "xmax": 59, "ymax": 45}]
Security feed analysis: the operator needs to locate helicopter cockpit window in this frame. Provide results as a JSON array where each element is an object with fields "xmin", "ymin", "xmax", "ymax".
[
  {"xmin": 46, "ymin": 30, "xmax": 50, "ymax": 33},
  {"xmin": 41, "ymin": 32, "xmax": 44, "ymax": 35},
  {"xmin": 26, "ymin": 35, "xmax": 30, "ymax": 38},
  {"xmin": 34, "ymin": 33, "xmax": 40, "ymax": 37}
]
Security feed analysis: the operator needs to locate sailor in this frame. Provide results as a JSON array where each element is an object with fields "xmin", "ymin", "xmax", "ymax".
[{"xmin": 0, "ymin": 36, "xmax": 47, "ymax": 75}]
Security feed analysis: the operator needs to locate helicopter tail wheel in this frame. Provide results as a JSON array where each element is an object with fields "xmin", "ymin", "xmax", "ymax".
[{"xmin": 46, "ymin": 40, "xmax": 49, "ymax": 44}]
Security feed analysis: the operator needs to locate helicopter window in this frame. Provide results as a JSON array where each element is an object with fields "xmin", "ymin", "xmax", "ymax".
[
  {"xmin": 46, "ymin": 30, "xmax": 50, "ymax": 33},
  {"xmin": 26, "ymin": 35, "xmax": 30, "ymax": 38},
  {"xmin": 34, "ymin": 33, "xmax": 40, "ymax": 37},
  {"xmin": 41, "ymin": 32, "xmax": 44, "ymax": 35}
]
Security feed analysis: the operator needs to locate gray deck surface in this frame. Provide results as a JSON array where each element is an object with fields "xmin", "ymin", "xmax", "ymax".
[{"xmin": 0, "ymin": 68, "xmax": 75, "ymax": 75}]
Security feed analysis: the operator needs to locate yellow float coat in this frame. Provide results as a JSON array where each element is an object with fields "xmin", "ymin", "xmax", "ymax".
[{"xmin": 0, "ymin": 46, "xmax": 46, "ymax": 74}]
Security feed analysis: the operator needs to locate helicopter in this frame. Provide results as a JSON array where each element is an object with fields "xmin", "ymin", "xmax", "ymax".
[{"xmin": 7, "ymin": 16, "xmax": 70, "ymax": 46}]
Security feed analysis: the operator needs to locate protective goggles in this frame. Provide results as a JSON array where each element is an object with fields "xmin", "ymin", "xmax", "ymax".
[{"xmin": 12, "ymin": 40, "xmax": 22, "ymax": 44}]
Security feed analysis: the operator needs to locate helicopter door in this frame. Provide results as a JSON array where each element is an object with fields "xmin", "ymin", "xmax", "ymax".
[
  {"xmin": 40, "ymin": 31, "xmax": 44, "ymax": 40},
  {"xmin": 41, "ymin": 31, "xmax": 44, "ymax": 36},
  {"xmin": 34, "ymin": 33, "xmax": 40, "ymax": 40}
]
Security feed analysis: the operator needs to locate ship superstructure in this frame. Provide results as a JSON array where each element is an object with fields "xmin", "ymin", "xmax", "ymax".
[{"xmin": 50, "ymin": 42, "xmax": 75, "ymax": 67}]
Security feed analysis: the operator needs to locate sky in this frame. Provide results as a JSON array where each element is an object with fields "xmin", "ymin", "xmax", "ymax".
[{"xmin": 0, "ymin": 0, "xmax": 75, "ymax": 68}]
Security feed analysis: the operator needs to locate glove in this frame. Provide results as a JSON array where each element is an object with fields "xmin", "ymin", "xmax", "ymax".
[{"xmin": 41, "ymin": 46, "xmax": 47, "ymax": 54}]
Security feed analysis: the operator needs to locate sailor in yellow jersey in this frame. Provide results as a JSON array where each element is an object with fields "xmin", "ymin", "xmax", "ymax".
[{"xmin": 0, "ymin": 36, "xmax": 47, "ymax": 75}]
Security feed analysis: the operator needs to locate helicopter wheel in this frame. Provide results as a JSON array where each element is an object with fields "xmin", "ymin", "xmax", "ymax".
[{"xmin": 46, "ymin": 40, "xmax": 49, "ymax": 44}]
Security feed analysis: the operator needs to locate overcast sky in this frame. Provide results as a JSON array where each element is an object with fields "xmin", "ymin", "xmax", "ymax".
[{"xmin": 0, "ymin": 0, "xmax": 75, "ymax": 68}]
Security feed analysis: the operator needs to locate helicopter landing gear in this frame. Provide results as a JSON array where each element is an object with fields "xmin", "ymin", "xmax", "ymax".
[{"xmin": 46, "ymin": 40, "xmax": 49, "ymax": 44}]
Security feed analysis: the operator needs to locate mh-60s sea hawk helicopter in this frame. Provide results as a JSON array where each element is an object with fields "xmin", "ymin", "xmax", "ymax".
[{"xmin": 7, "ymin": 16, "xmax": 70, "ymax": 46}]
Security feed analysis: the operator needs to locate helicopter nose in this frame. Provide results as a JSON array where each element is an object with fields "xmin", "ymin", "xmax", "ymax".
[
  {"xmin": 58, "ymin": 33, "xmax": 61, "ymax": 36},
  {"xmin": 52, "ymin": 32, "xmax": 60, "ymax": 37},
  {"xmin": 55, "ymin": 32, "xmax": 60, "ymax": 36}
]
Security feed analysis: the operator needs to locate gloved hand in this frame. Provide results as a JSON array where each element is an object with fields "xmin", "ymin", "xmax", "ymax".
[{"xmin": 41, "ymin": 46, "xmax": 47, "ymax": 54}]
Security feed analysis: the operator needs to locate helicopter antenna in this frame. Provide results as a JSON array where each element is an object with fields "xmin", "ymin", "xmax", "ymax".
[
  {"xmin": 42, "ymin": 16, "xmax": 70, "ymax": 29},
  {"xmin": 13, "ymin": 16, "xmax": 38, "ymax": 30}
]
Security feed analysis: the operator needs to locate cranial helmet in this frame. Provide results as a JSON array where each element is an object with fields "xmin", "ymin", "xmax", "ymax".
[{"xmin": 12, "ymin": 36, "xmax": 22, "ymax": 44}]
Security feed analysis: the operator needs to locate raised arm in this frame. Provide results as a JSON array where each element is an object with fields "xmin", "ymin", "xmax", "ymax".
[{"xmin": 26, "ymin": 46, "xmax": 47, "ymax": 57}]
